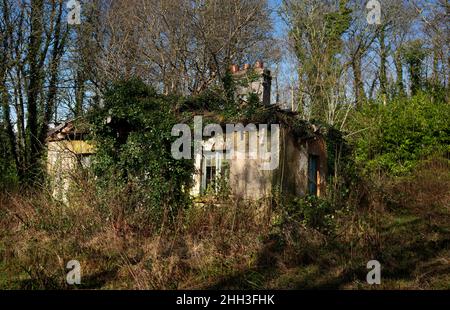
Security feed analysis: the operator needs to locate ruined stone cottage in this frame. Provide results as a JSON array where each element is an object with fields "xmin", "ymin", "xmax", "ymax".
[
  {"xmin": 46, "ymin": 61, "xmax": 327, "ymax": 202},
  {"xmin": 189, "ymin": 62, "xmax": 327, "ymax": 200}
]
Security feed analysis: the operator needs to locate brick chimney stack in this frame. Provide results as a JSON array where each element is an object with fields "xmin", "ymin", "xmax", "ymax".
[
  {"xmin": 230, "ymin": 64, "xmax": 239, "ymax": 74},
  {"xmin": 231, "ymin": 60, "xmax": 272, "ymax": 106}
]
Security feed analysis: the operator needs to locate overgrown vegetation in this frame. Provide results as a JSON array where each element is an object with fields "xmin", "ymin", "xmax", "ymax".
[
  {"xmin": 1, "ymin": 80, "xmax": 448, "ymax": 289},
  {"xmin": 352, "ymin": 92, "xmax": 450, "ymax": 175},
  {"xmin": 89, "ymin": 80, "xmax": 194, "ymax": 227},
  {"xmin": 1, "ymin": 154, "xmax": 448, "ymax": 289},
  {"xmin": 0, "ymin": 0, "xmax": 449, "ymax": 291},
  {"xmin": 0, "ymin": 121, "xmax": 17, "ymax": 190}
]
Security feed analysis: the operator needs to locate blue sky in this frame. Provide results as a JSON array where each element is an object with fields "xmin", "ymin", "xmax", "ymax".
[
  {"xmin": 263, "ymin": 0, "xmax": 439, "ymax": 105},
  {"xmin": 269, "ymin": 0, "xmax": 286, "ymax": 38}
]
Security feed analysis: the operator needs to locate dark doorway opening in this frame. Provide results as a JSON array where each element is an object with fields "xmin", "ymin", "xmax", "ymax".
[{"xmin": 308, "ymin": 154, "xmax": 319, "ymax": 196}]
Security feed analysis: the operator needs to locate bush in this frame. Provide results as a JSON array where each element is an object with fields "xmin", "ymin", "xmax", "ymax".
[
  {"xmin": 0, "ymin": 122, "xmax": 18, "ymax": 190},
  {"xmin": 352, "ymin": 92, "xmax": 450, "ymax": 175},
  {"xmin": 89, "ymin": 79, "xmax": 194, "ymax": 227},
  {"xmin": 278, "ymin": 196, "xmax": 336, "ymax": 235}
]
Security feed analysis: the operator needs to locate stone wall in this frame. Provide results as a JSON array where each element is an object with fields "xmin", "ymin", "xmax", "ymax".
[
  {"xmin": 191, "ymin": 127, "xmax": 327, "ymax": 201},
  {"xmin": 47, "ymin": 140, "xmax": 94, "ymax": 202}
]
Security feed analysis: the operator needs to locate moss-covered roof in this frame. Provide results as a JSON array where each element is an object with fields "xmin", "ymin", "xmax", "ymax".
[
  {"xmin": 177, "ymin": 104, "xmax": 325, "ymax": 140},
  {"xmin": 46, "ymin": 118, "xmax": 90, "ymax": 142}
]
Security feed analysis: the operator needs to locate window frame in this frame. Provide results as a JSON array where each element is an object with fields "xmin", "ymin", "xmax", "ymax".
[
  {"xmin": 201, "ymin": 151, "xmax": 229, "ymax": 194},
  {"xmin": 308, "ymin": 154, "xmax": 320, "ymax": 196}
]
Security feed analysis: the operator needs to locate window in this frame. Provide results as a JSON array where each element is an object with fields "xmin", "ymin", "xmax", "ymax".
[
  {"xmin": 308, "ymin": 155, "xmax": 319, "ymax": 196},
  {"xmin": 201, "ymin": 151, "xmax": 229, "ymax": 193},
  {"xmin": 205, "ymin": 160, "xmax": 216, "ymax": 190}
]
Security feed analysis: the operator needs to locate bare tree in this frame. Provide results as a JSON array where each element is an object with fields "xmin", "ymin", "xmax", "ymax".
[
  {"xmin": 80, "ymin": 0, "xmax": 274, "ymax": 96},
  {"xmin": 0, "ymin": 0, "xmax": 69, "ymax": 183},
  {"xmin": 280, "ymin": 0, "xmax": 351, "ymax": 122}
]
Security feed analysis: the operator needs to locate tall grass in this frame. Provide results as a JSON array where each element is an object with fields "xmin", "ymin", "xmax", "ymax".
[{"xmin": 0, "ymin": 156, "xmax": 448, "ymax": 289}]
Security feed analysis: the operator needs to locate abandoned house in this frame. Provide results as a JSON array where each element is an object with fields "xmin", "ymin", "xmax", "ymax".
[
  {"xmin": 46, "ymin": 61, "xmax": 328, "ymax": 202},
  {"xmin": 189, "ymin": 62, "xmax": 327, "ymax": 200},
  {"xmin": 190, "ymin": 120, "xmax": 327, "ymax": 201},
  {"xmin": 46, "ymin": 120, "xmax": 94, "ymax": 201}
]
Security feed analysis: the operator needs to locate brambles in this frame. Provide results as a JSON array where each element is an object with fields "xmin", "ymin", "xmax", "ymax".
[
  {"xmin": 0, "ymin": 154, "xmax": 449, "ymax": 289},
  {"xmin": 89, "ymin": 79, "xmax": 194, "ymax": 227}
]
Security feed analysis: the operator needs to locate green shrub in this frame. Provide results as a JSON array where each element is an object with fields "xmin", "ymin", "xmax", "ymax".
[
  {"xmin": 0, "ymin": 122, "xmax": 18, "ymax": 190},
  {"xmin": 89, "ymin": 79, "xmax": 194, "ymax": 226},
  {"xmin": 280, "ymin": 196, "xmax": 336, "ymax": 235},
  {"xmin": 352, "ymin": 92, "xmax": 450, "ymax": 175}
]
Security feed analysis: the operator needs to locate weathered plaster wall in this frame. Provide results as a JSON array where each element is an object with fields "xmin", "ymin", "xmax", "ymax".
[
  {"xmin": 47, "ymin": 140, "xmax": 94, "ymax": 202},
  {"xmin": 229, "ymin": 153, "xmax": 273, "ymax": 200},
  {"xmin": 191, "ymin": 127, "xmax": 327, "ymax": 201},
  {"xmin": 190, "ymin": 130, "xmax": 275, "ymax": 200}
]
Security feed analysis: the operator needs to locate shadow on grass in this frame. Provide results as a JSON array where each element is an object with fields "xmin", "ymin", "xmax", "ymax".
[{"xmin": 206, "ymin": 212, "xmax": 450, "ymax": 290}]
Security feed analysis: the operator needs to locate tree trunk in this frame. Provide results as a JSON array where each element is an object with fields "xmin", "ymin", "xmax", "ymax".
[
  {"xmin": 25, "ymin": 0, "xmax": 45, "ymax": 182},
  {"xmin": 75, "ymin": 70, "xmax": 85, "ymax": 117},
  {"xmin": 394, "ymin": 50, "xmax": 405, "ymax": 97},
  {"xmin": 379, "ymin": 27, "xmax": 387, "ymax": 98},
  {"xmin": 352, "ymin": 53, "xmax": 366, "ymax": 109},
  {"xmin": 1, "ymin": 80, "xmax": 21, "ymax": 179},
  {"xmin": 38, "ymin": 1, "xmax": 65, "ymax": 147}
]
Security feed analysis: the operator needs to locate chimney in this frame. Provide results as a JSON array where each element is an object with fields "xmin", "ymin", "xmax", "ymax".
[
  {"xmin": 230, "ymin": 64, "xmax": 239, "ymax": 74},
  {"xmin": 261, "ymin": 66, "xmax": 272, "ymax": 106},
  {"xmin": 232, "ymin": 60, "xmax": 272, "ymax": 106}
]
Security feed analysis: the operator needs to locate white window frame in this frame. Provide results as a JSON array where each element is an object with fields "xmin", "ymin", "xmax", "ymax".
[{"xmin": 201, "ymin": 151, "xmax": 227, "ymax": 193}]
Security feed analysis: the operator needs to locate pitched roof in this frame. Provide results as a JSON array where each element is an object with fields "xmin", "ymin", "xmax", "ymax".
[{"xmin": 46, "ymin": 119, "xmax": 90, "ymax": 142}]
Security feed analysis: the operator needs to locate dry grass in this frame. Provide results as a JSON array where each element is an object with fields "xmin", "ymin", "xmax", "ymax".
[
  {"xmin": 0, "ymin": 182, "xmax": 270, "ymax": 289},
  {"xmin": 0, "ymin": 157, "xmax": 449, "ymax": 289}
]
